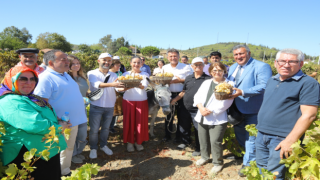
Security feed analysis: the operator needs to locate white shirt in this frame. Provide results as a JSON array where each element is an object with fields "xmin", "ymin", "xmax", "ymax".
[
  {"xmin": 229, "ymin": 61, "xmax": 249, "ymax": 96},
  {"xmin": 153, "ymin": 67, "xmax": 164, "ymax": 75},
  {"xmin": 87, "ymin": 69, "xmax": 118, "ymax": 108},
  {"xmin": 34, "ymin": 68, "xmax": 87, "ymax": 127},
  {"xmin": 203, "ymin": 63, "xmax": 211, "ymax": 76},
  {"xmin": 193, "ymin": 79, "xmax": 234, "ymax": 125},
  {"xmin": 121, "ymin": 71, "xmax": 149, "ymax": 101},
  {"xmin": 162, "ymin": 62, "xmax": 193, "ymax": 92}
]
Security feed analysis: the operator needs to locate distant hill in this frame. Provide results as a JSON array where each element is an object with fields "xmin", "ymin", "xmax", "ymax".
[{"xmin": 180, "ymin": 42, "xmax": 314, "ymax": 61}]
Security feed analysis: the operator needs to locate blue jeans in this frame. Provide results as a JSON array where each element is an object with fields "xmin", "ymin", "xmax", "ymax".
[
  {"xmin": 89, "ymin": 104, "xmax": 114, "ymax": 149},
  {"xmin": 73, "ymin": 122, "xmax": 88, "ymax": 156},
  {"xmin": 234, "ymin": 113, "xmax": 257, "ymax": 166},
  {"xmin": 256, "ymin": 131, "xmax": 286, "ymax": 180}
]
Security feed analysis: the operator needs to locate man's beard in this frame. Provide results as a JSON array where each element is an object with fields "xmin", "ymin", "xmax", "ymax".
[{"xmin": 101, "ymin": 64, "xmax": 109, "ymax": 69}]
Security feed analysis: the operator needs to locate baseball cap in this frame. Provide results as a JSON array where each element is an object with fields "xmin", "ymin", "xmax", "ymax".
[
  {"xmin": 98, "ymin": 53, "xmax": 112, "ymax": 59},
  {"xmin": 191, "ymin": 57, "xmax": 204, "ymax": 64},
  {"xmin": 113, "ymin": 56, "xmax": 120, "ymax": 60}
]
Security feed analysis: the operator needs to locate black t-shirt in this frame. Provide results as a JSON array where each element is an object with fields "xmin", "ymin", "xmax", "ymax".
[{"xmin": 183, "ymin": 73, "xmax": 212, "ymax": 111}]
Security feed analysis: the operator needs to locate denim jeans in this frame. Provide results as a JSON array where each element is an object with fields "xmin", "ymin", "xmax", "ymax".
[
  {"xmin": 110, "ymin": 116, "xmax": 118, "ymax": 130},
  {"xmin": 73, "ymin": 122, "xmax": 88, "ymax": 156},
  {"xmin": 234, "ymin": 113, "xmax": 257, "ymax": 166},
  {"xmin": 256, "ymin": 131, "xmax": 286, "ymax": 180},
  {"xmin": 89, "ymin": 104, "xmax": 114, "ymax": 150}
]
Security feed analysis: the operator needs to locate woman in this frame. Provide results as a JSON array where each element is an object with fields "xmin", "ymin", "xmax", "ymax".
[
  {"xmin": 152, "ymin": 60, "xmax": 165, "ymax": 75},
  {"xmin": 118, "ymin": 56, "xmax": 149, "ymax": 152},
  {"xmin": 67, "ymin": 55, "xmax": 89, "ymax": 164},
  {"xmin": 0, "ymin": 66, "xmax": 68, "ymax": 179},
  {"xmin": 193, "ymin": 62, "xmax": 234, "ymax": 174},
  {"xmin": 109, "ymin": 59, "xmax": 123, "ymax": 133}
]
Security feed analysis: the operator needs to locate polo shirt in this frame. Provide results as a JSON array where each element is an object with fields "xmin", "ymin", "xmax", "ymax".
[
  {"xmin": 163, "ymin": 62, "xmax": 193, "ymax": 92},
  {"xmin": 257, "ymin": 70, "xmax": 320, "ymax": 138},
  {"xmin": 140, "ymin": 64, "xmax": 151, "ymax": 76},
  {"xmin": 87, "ymin": 69, "xmax": 118, "ymax": 108},
  {"xmin": 183, "ymin": 72, "xmax": 211, "ymax": 111},
  {"xmin": 34, "ymin": 68, "xmax": 87, "ymax": 127}
]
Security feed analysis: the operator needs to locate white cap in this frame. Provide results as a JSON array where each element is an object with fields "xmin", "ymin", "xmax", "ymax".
[
  {"xmin": 191, "ymin": 57, "xmax": 204, "ymax": 64},
  {"xmin": 113, "ymin": 56, "xmax": 120, "ymax": 60},
  {"xmin": 98, "ymin": 53, "xmax": 112, "ymax": 59}
]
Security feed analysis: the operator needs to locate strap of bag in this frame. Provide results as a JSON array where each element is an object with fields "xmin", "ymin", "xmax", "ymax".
[{"xmin": 104, "ymin": 74, "xmax": 111, "ymax": 83}]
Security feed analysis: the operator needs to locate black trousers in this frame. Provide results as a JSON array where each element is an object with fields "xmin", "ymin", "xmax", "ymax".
[
  {"xmin": 165, "ymin": 93, "xmax": 192, "ymax": 144},
  {"xmin": 10, "ymin": 145, "xmax": 62, "ymax": 180},
  {"xmin": 188, "ymin": 109, "xmax": 201, "ymax": 151}
]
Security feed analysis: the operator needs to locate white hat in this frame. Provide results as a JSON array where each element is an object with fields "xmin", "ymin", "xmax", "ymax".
[
  {"xmin": 98, "ymin": 53, "xmax": 112, "ymax": 59},
  {"xmin": 113, "ymin": 56, "xmax": 120, "ymax": 60},
  {"xmin": 192, "ymin": 57, "xmax": 204, "ymax": 64}
]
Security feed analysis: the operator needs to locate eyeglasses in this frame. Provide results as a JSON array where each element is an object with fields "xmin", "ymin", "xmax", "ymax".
[
  {"xmin": 192, "ymin": 64, "xmax": 203, "ymax": 67},
  {"xmin": 276, "ymin": 60, "xmax": 300, "ymax": 66},
  {"xmin": 141, "ymin": 59, "xmax": 145, "ymax": 61},
  {"xmin": 211, "ymin": 70, "xmax": 224, "ymax": 73},
  {"xmin": 18, "ymin": 77, "xmax": 36, "ymax": 83}
]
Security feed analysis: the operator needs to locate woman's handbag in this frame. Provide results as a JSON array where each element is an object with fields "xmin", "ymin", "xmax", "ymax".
[
  {"xmin": 227, "ymin": 101, "xmax": 245, "ymax": 125},
  {"xmin": 88, "ymin": 74, "xmax": 110, "ymax": 101}
]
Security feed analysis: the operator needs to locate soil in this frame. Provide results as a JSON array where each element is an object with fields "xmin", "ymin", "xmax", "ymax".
[{"xmin": 70, "ymin": 110, "xmax": 247, "ymax": 180}]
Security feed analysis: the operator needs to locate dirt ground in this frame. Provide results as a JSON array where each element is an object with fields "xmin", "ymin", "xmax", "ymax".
[{"xmin": 70, "ymin": 110, "xmax": 246, "ymax": 180}]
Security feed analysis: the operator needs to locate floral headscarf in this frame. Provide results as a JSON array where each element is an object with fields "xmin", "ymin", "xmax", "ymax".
[{"xmin": 0, "ymin": 66, "xmax": 38, "ymax": 96}]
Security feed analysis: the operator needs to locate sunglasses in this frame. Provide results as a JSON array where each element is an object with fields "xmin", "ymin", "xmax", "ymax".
[{"xmin": 18, "ymin": 76, "xmax": 37, "ymax": 83}]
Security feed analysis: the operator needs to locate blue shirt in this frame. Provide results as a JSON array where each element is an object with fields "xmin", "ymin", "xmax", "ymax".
[
  {"xmin": 257, "ymin": 70, "xmax": 320, "ymax": 138},
  {"xmin": 140, "ymin": 64, "xmax": 151, "ymax": 76},
  {"xmin": 34, "ymin": 68, "xmax": 87, "ymax": 127}
]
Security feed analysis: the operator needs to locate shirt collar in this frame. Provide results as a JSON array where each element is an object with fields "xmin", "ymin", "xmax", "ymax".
[
  {"xmin": 273, "ymin": 70, "xmax": 304, "ymax": 81},
  {"xmin": 47, "ymin": 67, "xmax": 65, "ymax": 75},
  {"xmin": 192, "ymin": 72, "xmax": 207, "ymax": 79},
  {"xmin": 238, "ymin": 57, "xmax": 252, "ymax": 68}
]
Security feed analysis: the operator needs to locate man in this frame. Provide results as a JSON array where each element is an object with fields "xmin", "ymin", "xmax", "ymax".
[
  {"xmin": 227, "ymin": 45, "xmax": 272, "ymax": 176},
  {"xmin": 87, "ymin": 53, "xmax": 124, "ymax": 159},
  {"xmin": 181, "ymin": 56, "xmax": 189, "ymax": 64},
  {"xmin": 256, "ymin": 49, "xmax": 320, "ymax": 179},
  {"xmin": 34, "ymin": 50, "xmax": 87, "ymax": 176},
  {"xmin": 202, "ymin": 56, "xmax": 210, "ymax": 75},
  {"xmin": 113, "ymin": 55, "xmax": 126, "ymax": 73},
  {"xmin": 140, "ymin": 56, "xmax": 151, "ymax": 76},
  {"xmin": 209, "ymin": 51, "xmax": 229, "ymax": 77},
  {"xmin": 15, "ymin": 48, "xmax": 45, "ymax": 74},
  {"xmin": 171, "ymin": 57, "xmax": 211, "ymax": 156},
  {"xmin": 162, "ymin": 49, "xmax": 193, "ymax": 149}
]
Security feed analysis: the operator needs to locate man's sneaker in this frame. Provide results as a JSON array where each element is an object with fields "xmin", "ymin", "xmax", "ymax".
[
  {"xmin": 177, "ymin": 143, "xmax": 187, "ymax": 150},
  {"xmin": 134, "ymin": 143, "xmax": 144, "ymax": 151},
  {"xmin": 192, "ymin": 151, "xmax": 201, "ymax": 156},
  {"xmin": 196, "ymin": 158, "xmax": 209, "ymax": 166},
  {"xmin": 127, "ymin": 143, "xmax": 134, "ymax": 152},
  {"xmin": 77, "ymin": 154, "xmax": 85, "ymax": 160},
  {"xmin": 89, "ymin": 149, "xmax": 97, "ymax": 159},
  {"xmin": 100, "ymin": 145, "xmax": 113, "ymax": 155},
  {"xmin": 210, "ymin": 165, "xmax": 224, "ymax": 174},
  {"xmin": 71, "ymin": 155, "xmax": 83, "ymax": 163}
]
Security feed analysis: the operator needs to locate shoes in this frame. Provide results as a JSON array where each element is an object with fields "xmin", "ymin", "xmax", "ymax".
[
  {"xmin": 210, "ymin": 165, "xmax": 224, "ymax": 174},
  {"xmin": 109, "ymin": 129, "xmax": 117, "ymax": 134},
  {"xmin": 127, "ymin": 143, "xmax": 135, "ymax": 152},
  {"xmin": 89, "ymin": 149, "xmax": 97, "ymax": 159},
  {"xmin": 77, "ymin": 154, "xmax": 85, "ymax": 160},
  {"xmin": 100, "ymin": 145, "xmax": 113, "ymax": 155},
  {"xmin": 177, "ymin": 143, "xmax": 188, "ymax": 150},
  {"xmin": 162, "ymin": 136, "xmax": 171, "ymax": 142},
  {"xmin": 225, "ymin": 155, "xmax": 243, "ymax": 160},
  {"xmin": 134, "ymin": 143, "xmax": 144, "ymax": 151},
  {"xmin": 192, "ymin": 151, "xmax": 201, "ymax": 156},
  {"xmin": 196, "ymin": 158, "xmax": 209, "ymax": 166},
  {"xmin": 62, "ymin": 172, "xmax": 72, "ymax": 176},
  {"xmin": 71, "ymin": 155, "xmax": 83, "ymax": 163},
  {"xmin": 238, "ymin": 165, "xmax": 247, "ymax": 177}
]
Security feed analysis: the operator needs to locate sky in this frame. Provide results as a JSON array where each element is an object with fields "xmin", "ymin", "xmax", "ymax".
[{"xmin": 1, "ymin": 0, "xmax": 319, "ymax": 57}]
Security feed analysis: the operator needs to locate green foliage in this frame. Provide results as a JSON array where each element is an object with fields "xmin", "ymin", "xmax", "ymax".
[
  {"xmin": 116, "ymin": 47, "xmax": 132, "ymax": 56},
  {"xmin": 61, "ymin": 163, "xmax": 100, "ymax": 180},
  {"xmin": 78, "ymin": 44, "xmax": 91, "ymax": 53},
  {"xmin": 245, "ymin": 124, "xmax": 258, "ymax": 137},
  {"xmin": 141, "ymin": 46, "xmax": 160, "ymax": 58},
  {"xmin": 241, "ymin": 161, "xmax": 278, "ymax": 180},
  {"xmin": 35, "ymin": 32, "xmax": 72, "ymax": 52},
  {"xmin": 99, "ymin": 35, "xmax": 129, "ymax": 54},
  {"xmin": 0, "ymin": 26, "xmax": 32, "ymax": 50},
  {"xmin": 223, "ymin": 124, "xmax": 244, "ymax": 157}
]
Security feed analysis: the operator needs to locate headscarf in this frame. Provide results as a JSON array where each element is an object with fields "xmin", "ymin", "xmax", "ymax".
[{"xmin": 0, "ymin": 66, "xmax": 38, "ymax": 96}]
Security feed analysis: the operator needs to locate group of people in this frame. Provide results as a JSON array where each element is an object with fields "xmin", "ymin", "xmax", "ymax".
[{"xmin": 0, "ymin": 44, "xmax": 319, "ymax": 180}]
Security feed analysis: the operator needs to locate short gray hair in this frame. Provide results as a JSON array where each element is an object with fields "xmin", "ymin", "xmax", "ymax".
[
  {"xmin": 232, "ymin": 45, "xmax": 251, "ymax": 53},
  {"xmin": 167, "ymin": 48, "xmax": 180, "ymax": 56},
  {"xmin": 43, "ymin": 49, "xmax": 63, "ymax": 66},
  {"xmin": 275, "ymin": 48, "xmax": 304, "ymax": 62}
]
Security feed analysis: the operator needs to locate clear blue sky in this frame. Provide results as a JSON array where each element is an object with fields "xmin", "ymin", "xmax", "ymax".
[{"xmin": 1, "ymin": 0, "xmax": 319, "ymax": 57}]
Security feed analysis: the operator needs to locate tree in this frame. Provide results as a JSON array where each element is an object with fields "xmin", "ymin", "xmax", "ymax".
[
  {"xmin": 35, "ymin": 32, "xmax": 72, "ymax": 52},
  {"xmin": 99, "ymin": 35, "xmax": 130, "ymax": 54},
  {"xmin": 78, "ymin": 44, "xmax": 91, "ymax": 53},
  {"xmin": 99, "ymin": 34, "xmax": 112, "ymax": 51},
  {"xmin": 0, "ymin": 35, "xmax": 26, "ymax": 50},
  {"xmin": 0, "ymin": 26, "xmax": 32, "ymax": 44},
  {"xmin": 141, "ymin": 46, "xmax": 160, "ymax": 58},
  {"xmin": 116, "ymin": 47, "xmax": 132, "ymax": 56}
]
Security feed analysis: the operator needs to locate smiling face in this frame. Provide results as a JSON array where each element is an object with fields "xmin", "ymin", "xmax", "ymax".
[
  {"xmin": 50, "ymin": 51, "xmax": 70, "ymax": 73},
  {"xmin": 19, "ymin": 53, "xmax": 38, "ymax": 69},
  {"xmin": 274, "ymin": 53, "xmax": 303, "ymax": 80},
  {"xmin": 98, "ymin": 57, "xmax": 112, "ymax": 70},
  {"xmin": 130, "ymin": 57, "xmax": 142, "ymax": 72},
  {"xmin": 211, "ymin": 66, "xmax": 225, "ymax": 81},
  {"xmin": 168, "ymin": 52, "xmax": 179, "ymax": 66},
  {"xmin": 158, "ymin": 61, "xmax": 164, "ymax": 68},
  {"xmin": 233, "ymin": 47, "xmax": 251, "ymax": 66},
  {"xmin": 70, "ymin": 59, "xmax": 81, "ymax": 72},
  {"xmin": 17, "ymin": 71, "xmax": 37, "ymax": 95},
  {"xmin": 191, "ymin": 62, "xmax": 204, "ymax": 73}
]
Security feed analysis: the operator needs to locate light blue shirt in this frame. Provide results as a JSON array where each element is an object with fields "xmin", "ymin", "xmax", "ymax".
[
  {"xmin": 140, "ymin": 64, "xmax": 151, "ymax": 76},
  {"xmin": 34, "ymin": 68, "xmax": 87, "ymax": 127}
]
